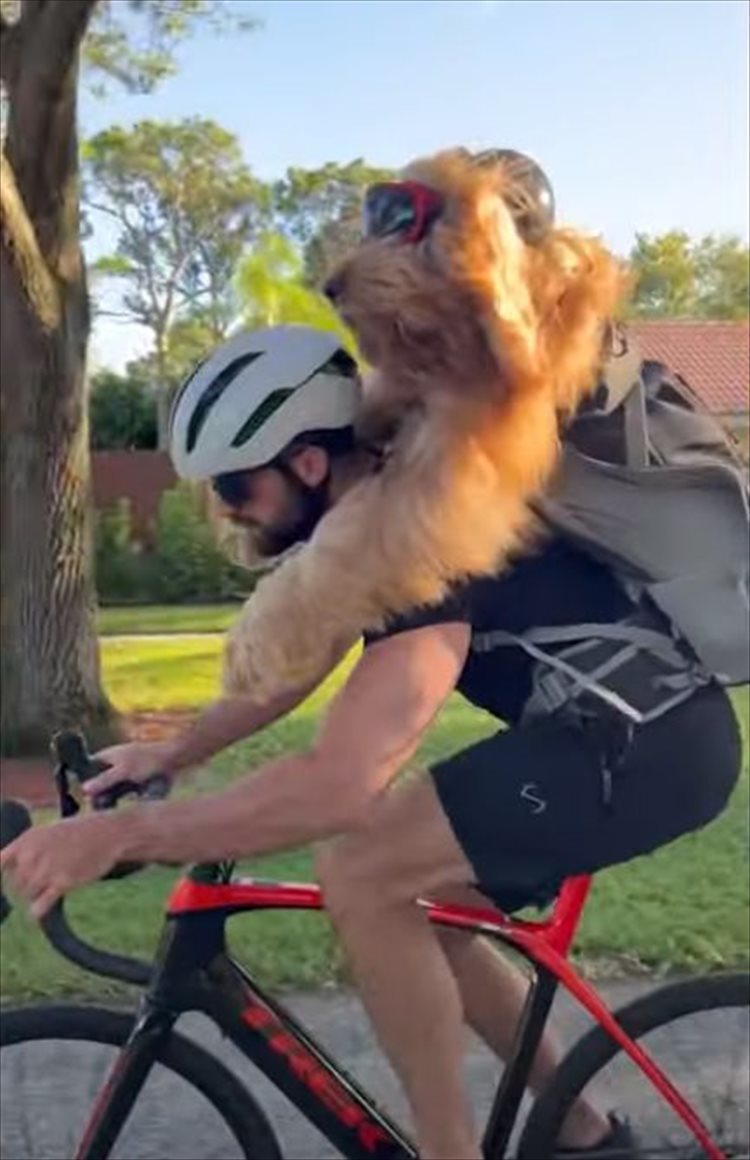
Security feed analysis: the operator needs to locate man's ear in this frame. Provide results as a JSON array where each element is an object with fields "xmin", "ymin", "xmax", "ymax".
[{"xmin": 288, "ymin": 444, "xmax": 330, "ymax": 488}]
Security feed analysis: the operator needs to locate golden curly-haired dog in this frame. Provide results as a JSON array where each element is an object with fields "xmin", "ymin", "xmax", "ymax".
[{"xmin": 222, "ymin": 147, "xmax": 627, "ymax": 701}]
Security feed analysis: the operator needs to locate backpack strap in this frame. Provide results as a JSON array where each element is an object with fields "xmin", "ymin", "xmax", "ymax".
[
  {"xmin": 472, "ymin": 628, "xmax": 647, "ymax": 722},
  {"xmin": 598, "ymin": 326, "xmax": 652, "ymax": 468},
  {"xmin": 486, "ymin": 621, "xmax": 689, "ymax": 664},
  {"xmin": 623, "ymin": 376, "xmax": 650, "ymax": 468},
  {"xmin": 471, "ymin": 619, "xmax": 710, "ymax": 725},
  {"xmin": 565, "ymin": 325, "xmax": 648, "ymax": 469},
  {"xmin": 596, "ymin": 325, "xmax": 643, "ymax": 415}
]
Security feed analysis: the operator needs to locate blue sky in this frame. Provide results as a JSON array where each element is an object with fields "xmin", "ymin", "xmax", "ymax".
[{"xmin": 82, "ymin": 0, "xmax": 750, "ymax": 370}]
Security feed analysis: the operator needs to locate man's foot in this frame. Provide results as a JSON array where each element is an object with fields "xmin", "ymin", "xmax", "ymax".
[{"xmin": 554, "ymin": 1113, "xmax": 636, "ymax": 1158}]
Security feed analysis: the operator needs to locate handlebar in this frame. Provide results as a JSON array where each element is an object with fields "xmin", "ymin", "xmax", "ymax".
[
  {"xmin": 41, "ymin": 901, "xmax": 152, "ymax": 986},
  {"xmin": 0, "ymin": 730, "xmax": 169, "ymax": 986},
  {"xmin": 52, "ymin": 729, "xmax": 171, "ymax": 881}
]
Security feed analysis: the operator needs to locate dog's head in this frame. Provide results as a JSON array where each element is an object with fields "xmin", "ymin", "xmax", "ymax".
[{"xmin": 325, "ymin": 148, "xmax": 628, "ymax": 414}]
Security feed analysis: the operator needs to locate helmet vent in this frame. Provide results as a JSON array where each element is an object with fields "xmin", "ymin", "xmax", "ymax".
[
  {"xmin": 315, "ymin": 348, "xmax": 358, "ymax": 378},
  {"xmin": 231, "ymin": 387, "xmax": 294, "ymax": 448},
  {"xmin": 230, "ymin": 346, "xmax": 357, "ymax": 449},
  {"xmin": 186, "ymin": 352, "xmax": 262, "ymax": 453}
]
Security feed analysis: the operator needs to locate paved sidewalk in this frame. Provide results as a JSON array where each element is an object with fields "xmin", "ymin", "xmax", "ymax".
[{"xmin": 3, "ymin": 980, "xmax": 746, "ymax": 1158}]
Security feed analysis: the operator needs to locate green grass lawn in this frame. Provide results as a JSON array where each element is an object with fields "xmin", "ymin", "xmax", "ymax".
[
  {"xmin": 97, "ymin": 603, "xmax": 241, "ymax": 637},
  {"xmin": 101, "ymin": 635, "xmax": 225, "ymax": 710},
  {"xmin": 1, "ymin": 623, "xmax": 748, "ymax": 1001},
  {"xmin": 99, "ymin": 633, "xmax": 358, "ymax": 712}
]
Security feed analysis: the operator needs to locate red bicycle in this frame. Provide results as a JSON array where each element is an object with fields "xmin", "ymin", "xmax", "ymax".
[{"xmin": 0, "ymin": 732, "xmax": 747, "ymax": 1159}]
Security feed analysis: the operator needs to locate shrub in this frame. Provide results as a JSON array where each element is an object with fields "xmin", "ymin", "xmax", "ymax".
[
  {"xmin": 89, "ymin": 370, "xmax": 158, "ymax": 450},
  {"xmin": 94, "ymin": 500, "xmax": 149, "ymax": 603},
  {"xmin": 149, "ymin": 483, "xmax": 249, "ymax": 603},
  {"xmin": 94, "ymin": 484, "xmax": 252, "ymax": 605}
]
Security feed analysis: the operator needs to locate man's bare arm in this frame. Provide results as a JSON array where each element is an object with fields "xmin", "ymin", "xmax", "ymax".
[
  {"xmin": 119, "ymin": 622, "xmax": 470, "ymax": 865},
  {"xmin": 160, "ymin": 686, "xmax": 317, "ymax": 776},
  {"xmin": 86, "ymin": 638, "xmax": 357, "ymax": 796}
]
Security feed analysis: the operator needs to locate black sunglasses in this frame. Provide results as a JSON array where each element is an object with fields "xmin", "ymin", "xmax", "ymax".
[{"xmin": 211, "ymin": 470, "xmax": 253, "ymax": 508}]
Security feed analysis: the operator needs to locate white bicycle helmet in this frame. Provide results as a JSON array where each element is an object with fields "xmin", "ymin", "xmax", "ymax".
[{"xmin": 169, "ymin": 324, "xmax": 361, "ymax": 480}]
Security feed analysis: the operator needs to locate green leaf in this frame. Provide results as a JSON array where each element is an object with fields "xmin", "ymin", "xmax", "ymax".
[
  {"xmin": 627, "ymin": 230, "xmax": 749, "ymax": 319},
  {"xmin": 82, "ymin": 1, "xmax": 262, "ymax": 97},
  {"xmin": 269, "ymin": 159, "xmax": 394, "ymax": 286},
  {"xmin": 84, "ymin": 117, "xmax": 266, "ymax": 423},
  {"xmin": 234, "ymin": 232, "xmax": 357, "ymax": 352},
  {"xmin": 91, "ymin": 254, "xmax": 134, "ymax": 278}
]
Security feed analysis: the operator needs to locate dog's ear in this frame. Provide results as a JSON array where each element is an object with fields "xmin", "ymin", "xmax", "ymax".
[
  {"xmin": 442, "ymin": 161, "xmax": 627, "ymax": 408},
  {"xmin": 419, "ymin": 152, "xmax": 555, "ymax": 387},
  {"xmin": 448, "ymin": 173, "xmax": 541, "ymax": 388},
  {"xmin": 530, "ymin": 231, "xmax": 630, "ymax": 414}
]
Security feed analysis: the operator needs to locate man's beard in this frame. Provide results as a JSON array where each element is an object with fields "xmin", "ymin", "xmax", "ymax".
[{"xmin": 241, "ymin": 475, "xmax": 330, "ymax": 561}]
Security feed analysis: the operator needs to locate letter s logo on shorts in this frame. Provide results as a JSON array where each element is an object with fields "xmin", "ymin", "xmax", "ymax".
[{"xmin": 520, "ymin": 783, "xmax": 547, "ymax": 815}]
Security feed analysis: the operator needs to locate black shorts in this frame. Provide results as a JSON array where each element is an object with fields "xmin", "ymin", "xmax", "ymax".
[{"xmin": 431, "ymin": 684, "xmax": 742, "ymax": 913}]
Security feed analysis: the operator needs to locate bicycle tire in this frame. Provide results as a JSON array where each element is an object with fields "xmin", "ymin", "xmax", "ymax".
[
  {"xmin": 1, "ymin": 1004, "xmax": 282, "ymax": 1160},
  {"xmin": 517, "ymin": 972, "xmax": 750, "ymax": 1159}
]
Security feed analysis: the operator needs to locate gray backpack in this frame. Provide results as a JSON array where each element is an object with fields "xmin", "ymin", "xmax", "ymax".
[{"xmin": 472, "ymin": 329, "xmax": 750, "ymax": 726}]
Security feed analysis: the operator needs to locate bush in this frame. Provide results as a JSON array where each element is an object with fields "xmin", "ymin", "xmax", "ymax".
[
  {"xmin": 89, "ymin": 370, "xmax": 158, "ymax": 450},
  {"xmin": 149, "ymin": 483, "xmax": 249, "ymax": 603},
  {"xmin": 94, "ymin": 500, "xmax": 148, "ymax": 603},
  {"xmin": 94, "ymin": 484, "xmax": 252, "ymax": 605}
]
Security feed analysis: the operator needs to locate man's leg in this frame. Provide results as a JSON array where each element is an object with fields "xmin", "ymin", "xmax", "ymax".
[
  {"xmin": 317, "ymin": 776, "xmax": 481, "ymax": 1160},
  {"xmin": 436, "ymin": 923, "xmax": 610, "ymax": 1148},
  {"xmin": 316, "ymin": 774, "xmax": 610, "ymax": 1159}
]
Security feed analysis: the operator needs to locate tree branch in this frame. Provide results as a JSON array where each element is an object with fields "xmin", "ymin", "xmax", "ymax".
[
  {"xmin": 6, "ymin": 0, "xmax": 98, "ymax": 168},
  {"xmin": 4, "ymin": 1, "xmax": 99, "ymax": 246},
  {"xmin": 93, "ymin": 308, "xmax": 138, "ymax": 320},
  {"xmin": 84, "ymin": 199, "xmax": 127, "ymax": 223},
  {"xmin": 1, "ymin": 12, "xmax": 19, "ymax": 85},
  {"xmin": 0, "ymin": 151, "xmax": 61, "ymax": 330},
  {"xmin": 33, "ymin": 0, "xmax": 99, "ymax": 97},
  {"xmin": 176, "ymin": 284, "xmax": 210, "ymax": 308}
]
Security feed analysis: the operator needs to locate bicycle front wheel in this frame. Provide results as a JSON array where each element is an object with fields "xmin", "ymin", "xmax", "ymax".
[
  {"xmin": 518, "ymin": 972, "xmax": 750, "ymax": 1159},
  {"xmin": 1, "ymin": 1004, "xmax": 282, "ymax": 1160}
]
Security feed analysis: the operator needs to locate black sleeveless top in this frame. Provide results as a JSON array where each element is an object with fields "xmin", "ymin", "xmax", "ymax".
[{"xmin": 363, "ymin": 537, "xmax": 634, "ymax": 725}]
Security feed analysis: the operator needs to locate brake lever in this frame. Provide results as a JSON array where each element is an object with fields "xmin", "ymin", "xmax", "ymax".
[
  {"xmin": 50, "ymin": 730, "xmax": 171, "ymax": 880},
  {"xmin": 92, "ymin": 773, "xmax": 171, "ymax": 812},
  {"xmin": 51, "ymin": 730, "xmax": 170, "ymax": 810}
]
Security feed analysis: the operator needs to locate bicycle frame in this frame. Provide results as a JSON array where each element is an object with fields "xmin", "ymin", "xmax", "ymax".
[{"xmin": 74, "ymin": 868, "xmax": 726, "ymax": 1160}]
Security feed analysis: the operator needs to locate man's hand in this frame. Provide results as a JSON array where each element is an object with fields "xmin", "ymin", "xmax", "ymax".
[
  {"xmin": 85, "ymin": 740, "xmax": 174, "ymax": 798},
  {"xmin": 0, "ymin": 813, "xmax": 128, "ymax": 919}
]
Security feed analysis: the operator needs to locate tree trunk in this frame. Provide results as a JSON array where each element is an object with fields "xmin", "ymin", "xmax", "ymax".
[{"xmin": 0, "ymin": 0, "xmax": 122, "ymax": 756}]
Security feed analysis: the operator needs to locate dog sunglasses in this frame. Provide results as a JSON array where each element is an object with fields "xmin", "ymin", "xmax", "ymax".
[
  {"xmin": 363, "ymin": 154, "xmax": 556, "ymax": 248},
  {"xmin": 362, "ymin": 181, "xmax": 445, "ymax": 245}
]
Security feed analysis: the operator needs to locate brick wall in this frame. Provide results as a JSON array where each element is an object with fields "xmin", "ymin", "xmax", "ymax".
[
  {"xmin": 90, "ymin": 412, "xmax": 748, "ymax": 549},
  {"xmin": 91, "ymin": 451, "xmax": 177, "ymax": 546}
]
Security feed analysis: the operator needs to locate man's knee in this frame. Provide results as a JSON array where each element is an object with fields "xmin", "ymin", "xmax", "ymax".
[
  {"xmin": 436, "ymin": 924, "xmax": 481, "ymax": 960},
  {"xmin": 315, "ymin": 830, "xmax": 406, "ymax": 920}
]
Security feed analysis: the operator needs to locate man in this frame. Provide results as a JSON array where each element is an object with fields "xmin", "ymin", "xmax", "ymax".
[{"xmin": 1, "ymin": 325, "xmax": 741, "ymax": 1160}]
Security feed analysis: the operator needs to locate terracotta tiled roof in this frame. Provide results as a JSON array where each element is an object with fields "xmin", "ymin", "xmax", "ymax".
[{"xmin": 627, "ymin": 320, "xmax": 749, "ymax": 414}]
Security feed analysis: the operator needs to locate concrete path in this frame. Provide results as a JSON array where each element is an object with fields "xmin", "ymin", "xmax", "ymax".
[{"xmin": 2, "ymin": 980, "xmax": 747, "ymax": 1158}]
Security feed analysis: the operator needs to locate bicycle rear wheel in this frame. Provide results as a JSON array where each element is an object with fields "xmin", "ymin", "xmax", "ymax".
[
  {"xmin": 1, "ymin": 1004, "xmax": 282, "ymax": 1159},
  {"xmin": 518, "ymin": 972, "xmax": 750, "ymax": 1159}
]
